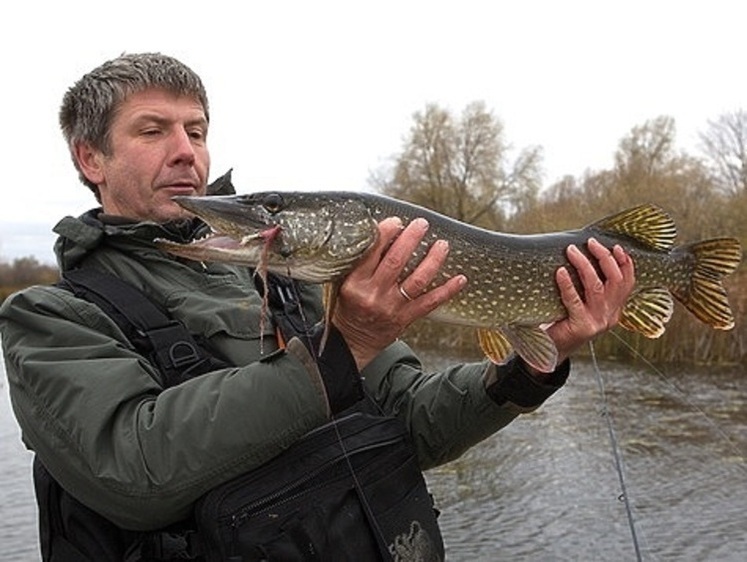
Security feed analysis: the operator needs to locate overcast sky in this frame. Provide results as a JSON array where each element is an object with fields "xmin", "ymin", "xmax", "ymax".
[{"xmin": 1, "ymin": 0, "xmax": 744, "ymax": 264}]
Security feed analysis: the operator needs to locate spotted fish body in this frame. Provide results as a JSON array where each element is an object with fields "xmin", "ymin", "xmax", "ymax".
[{"xmin": 160, "ymin": 192, "xmax": 742, "ymax": 371}]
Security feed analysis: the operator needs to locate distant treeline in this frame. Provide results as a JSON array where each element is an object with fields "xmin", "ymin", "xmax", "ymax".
[{"xmin": 0, "ymin": 257, "xmax": 59, "ymax": 302}]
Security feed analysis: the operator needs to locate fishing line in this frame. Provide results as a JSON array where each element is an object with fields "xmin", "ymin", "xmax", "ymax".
[
  {"xmin": 287, "ymin": 280, "xmax": 393, "ymax": 557},
  {"xmin": 589, "ymin": 341, "xmax": 644, "ymax": 562},
  {"xmin": 608, "ymin": 330, "xmax": 747, "ymax": 473}
]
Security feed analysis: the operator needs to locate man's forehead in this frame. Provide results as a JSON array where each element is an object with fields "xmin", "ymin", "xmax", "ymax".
[{"xmin": 115, "ymin": 88, "xmax": 207, "ymax": 122}]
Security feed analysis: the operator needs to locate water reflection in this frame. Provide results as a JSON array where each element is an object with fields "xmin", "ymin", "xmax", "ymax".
[
  {"xmin": 1, "ymin": 374, "xmax": 38, "ymax": 561},
  {"xmin": 421, "ymin": 353, "xmax": 746, "ymax": 561},
  {"xmin": 1, "ymin": 355, "xmax": 745, "ymax": 560}
]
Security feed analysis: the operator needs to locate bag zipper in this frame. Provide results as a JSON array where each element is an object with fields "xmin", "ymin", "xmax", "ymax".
[{"xmin": 228, "ymin": 435, "xmax": 403, "ymax": 531}]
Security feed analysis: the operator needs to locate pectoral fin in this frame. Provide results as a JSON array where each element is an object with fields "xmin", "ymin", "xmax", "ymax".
[
  {"xmin": 478, "ymin": 324, "xmax": 559, "ymax": 372},
  {"xmin": 505, "ymin": 324, "xmax": 559, "ymax": 372},
  {"xmin": 319, "ymin": 281, "xmax": 341, "ymax": 354},
  {"xmin": 478, "ymin": 328, "xmax": 513, "ymax": 364}
]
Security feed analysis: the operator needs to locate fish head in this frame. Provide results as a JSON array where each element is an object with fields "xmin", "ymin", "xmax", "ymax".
[{"xmin": 159, "ymin": 192, "xmax": 379, "ymax": 283}]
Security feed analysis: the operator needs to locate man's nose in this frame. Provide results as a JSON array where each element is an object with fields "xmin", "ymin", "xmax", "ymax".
[{"xmin": 169, "ymin": 128, "xmax": 197, "ymax": 166}]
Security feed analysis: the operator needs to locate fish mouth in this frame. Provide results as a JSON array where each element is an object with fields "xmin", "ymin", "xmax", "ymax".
[
  {"xmin": 177, "ymin": 232, "xmax": 262, "ymax": 252},
  {"xmin": 155, "ymin": 222, "xmax": 281, "ymax": 266},
  {"xmin": 159, "ymin": 195, "xmax": 282, "ymax": 259}
]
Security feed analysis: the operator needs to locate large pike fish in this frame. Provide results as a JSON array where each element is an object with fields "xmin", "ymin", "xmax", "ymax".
[{"xmin": 158, "ymin": 192, "xmax": 742, "ymax": 371}]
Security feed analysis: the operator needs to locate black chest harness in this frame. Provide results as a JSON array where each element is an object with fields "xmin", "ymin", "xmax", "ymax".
[{"xmin": 35, "ymin": 268, "xmax": 444, "ymax": 561}]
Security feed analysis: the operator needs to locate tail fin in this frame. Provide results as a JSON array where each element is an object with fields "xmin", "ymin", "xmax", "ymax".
[{"xmin": 672, "ymin": 237, "xmax": 742, "ymax": 330}]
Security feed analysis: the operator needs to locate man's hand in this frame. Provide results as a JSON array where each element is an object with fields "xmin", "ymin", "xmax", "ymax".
[
  {"xmin": 546, "ymin": 237, "xmax": 636, "ymax": 369},
  {"xmin": 332, "ymin": 217, "xmax": 467, "ymax": 370}
]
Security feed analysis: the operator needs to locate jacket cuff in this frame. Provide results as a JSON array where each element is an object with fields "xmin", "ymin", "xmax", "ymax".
[
  {"xmin": 285, "ymin": 323, "xmax": 363, "ymax": 416},
  {"xmin": 314, "ymin": 324, "xmax": 364, "ymax": 415},
  {"xmin": 484, "ymin": 355, "xmax": 570, "ymax": 410}
]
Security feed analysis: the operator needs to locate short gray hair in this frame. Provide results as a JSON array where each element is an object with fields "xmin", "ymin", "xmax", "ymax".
[{"xmin": 59, "ymin": 52, "xmax": 210, "ymax": 197}]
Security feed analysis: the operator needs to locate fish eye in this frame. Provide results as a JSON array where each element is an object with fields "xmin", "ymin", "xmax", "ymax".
[{"xmin": 262, "ymin": 193, "xmax": 284, "ymax": 214}]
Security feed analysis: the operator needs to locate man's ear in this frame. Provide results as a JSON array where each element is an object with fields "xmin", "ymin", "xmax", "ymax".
[{"xmin": 73, "ymin": 142, "xmax": 105, "ymax": 186}]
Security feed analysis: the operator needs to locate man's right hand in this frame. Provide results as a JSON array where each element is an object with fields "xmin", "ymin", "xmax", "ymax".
[{"xmin": 331, "ymin": 217, "xmax": 467, "ymax": 370}]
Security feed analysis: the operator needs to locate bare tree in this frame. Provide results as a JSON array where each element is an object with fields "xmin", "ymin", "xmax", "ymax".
[
  {"xmin": 370, "ymin": 101, "xmax": 542, "ymax": 229},
  {"xmin": 699, "ymin": 109, "xmax": 747, "ymax": 195},
  {"xmin": 614, "ymin": 116, "xmax": 677, "ymax": 181}
]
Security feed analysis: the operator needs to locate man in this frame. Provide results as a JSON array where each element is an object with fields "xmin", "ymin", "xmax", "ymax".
[{"xmin": 0, "ymin": 53, "xmax": 634, "ymax": 561}]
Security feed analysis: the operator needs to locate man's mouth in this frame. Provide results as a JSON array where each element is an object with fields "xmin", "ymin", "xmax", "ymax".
[{"xmin": 160, "ymin": 183, "xmax": 200, "ymax": 195}]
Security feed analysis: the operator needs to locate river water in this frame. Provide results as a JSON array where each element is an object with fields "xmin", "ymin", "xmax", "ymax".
[{"xmin": 1, "ymin": 352, "xmax": 745, "ymax": 561}]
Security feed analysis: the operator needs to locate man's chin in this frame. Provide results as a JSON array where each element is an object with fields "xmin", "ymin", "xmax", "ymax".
[{"xmin": 154, "ymin": 204, "xmax": 198, "ymax": 224}]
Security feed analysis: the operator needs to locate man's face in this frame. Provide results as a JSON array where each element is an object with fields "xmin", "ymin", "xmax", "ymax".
[{"xmin": 82, "ymin": 88, "xmax": 210, "ymax": 222}]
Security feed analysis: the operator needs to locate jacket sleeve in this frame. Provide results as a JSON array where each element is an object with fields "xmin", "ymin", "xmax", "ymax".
[
  {"xmin": 361, "ymin": 340, "xmax": 569, "ymax": 470},
  {"xmin": 0, "ymin": 285, "xmax": 334, "ymax": 531}
]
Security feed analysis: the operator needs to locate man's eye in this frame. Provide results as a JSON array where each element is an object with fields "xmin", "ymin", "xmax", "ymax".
[
  {"xmin": 188, "ymin": 129, "xmax": 206, "ymax": 141},
  {"xmin": 142, "ymin": 129, "xmax": 161, "ymax": 136}
]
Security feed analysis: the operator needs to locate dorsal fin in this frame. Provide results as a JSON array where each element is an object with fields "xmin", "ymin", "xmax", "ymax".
[{"xmin": 588, "ymin": 204, "xmax": 676, "ymax": 251}]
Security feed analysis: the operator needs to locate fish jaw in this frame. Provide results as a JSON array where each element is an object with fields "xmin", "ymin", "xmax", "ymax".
[
  {"xmin": 156, "ymin": 225, "xmax": 280, "ymax": 267},
  {"xmin": 171, "ymin": 194, "xmax": 273, "ymax": 239}
]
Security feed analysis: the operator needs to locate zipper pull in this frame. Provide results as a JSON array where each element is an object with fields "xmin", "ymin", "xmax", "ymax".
[{"xmin": 228, "ymin": 513, "xmax": 245, "ymax": 561}]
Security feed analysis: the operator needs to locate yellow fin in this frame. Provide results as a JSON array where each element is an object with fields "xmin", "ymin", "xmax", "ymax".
[
  {"xmin": 319, "ymin": 281, "xmax": 341, "ymax": 354},
  {"xmin": 504, "ymin": 324, "xmax": 559, "ymax": 372},
  {"xmin": 619, "ymin": 287, "xmax": 674, "ymax": 338},
  {"xmin": 478, "ymin": 328, "xmax": 513, "ymax": 364},
  {"xmin": 673, "ymin": 238, "xmax": 742, "ymax": 330},
  {"xmin": 478, "ymin": 325, "xmax": 559, "ymax": 372},
  {"xmin": 588, "ymin": 204, "xmax": 676, "ymax": 251}
]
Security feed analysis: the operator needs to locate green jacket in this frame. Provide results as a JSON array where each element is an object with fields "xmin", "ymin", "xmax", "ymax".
[{"xmin": 0, "ymin": 208, "xmax": 568, "ymax": 531}]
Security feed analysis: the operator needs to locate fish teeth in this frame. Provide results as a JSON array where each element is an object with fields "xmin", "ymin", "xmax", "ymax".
[{"xmin": 240, "ymin": 233, "xmax": 262, "ymax": 245}]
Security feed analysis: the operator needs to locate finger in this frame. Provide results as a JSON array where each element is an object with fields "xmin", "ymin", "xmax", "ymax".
[
  {"xmin": 548, "ymin": 267, "xmax": 596, "ymax": 360},
  {"xmin": 588, "ymin": 239, "xmax": 637, "ymax": 307},
  {"xmin": 348, "ymin": 217, "xmax": 403, "ymax": 279},
  {"xmin": 400, "ymin": 239, "xmax": 450, "ymax": 298},
  {"xmin": 409, "ymin": 273, "xmax": 467, "ymax": 316},
  {"xmin": 613, "ymin": 244, "xmax": 636, "ymax": 285},
  {"xmin": 375, "ymin": 218, "xmax": 430, "ymax": 286},
  {"xmin": 556, "ymin": 265, "xmax": 585, "ymax": 314},
  {"xmin": 566, "ymin": 244, "xmax": 604, "ymax": 299},
  {"xmin": 587, "ymin": 238, "xmax": 622, "ymax": 284}
]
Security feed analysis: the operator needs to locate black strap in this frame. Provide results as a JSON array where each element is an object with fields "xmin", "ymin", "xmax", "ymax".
[
  {"xmin": 59, "ymin": 268, "xmax": 228, "ymax": 388},
  {"xmin": 46, "ymin": 267, "xmax": 371, "ymax": 560},
  {"xmin": 256, "ymin": 273, "xmax": 317, "ymax": 345}
]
